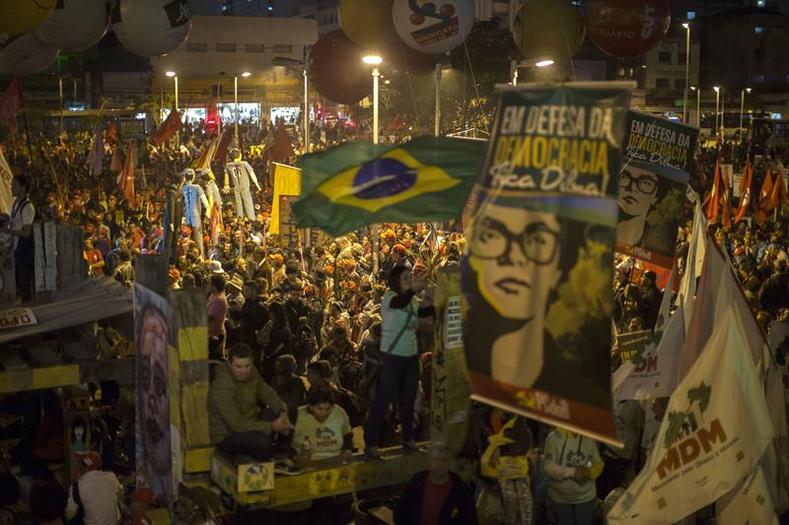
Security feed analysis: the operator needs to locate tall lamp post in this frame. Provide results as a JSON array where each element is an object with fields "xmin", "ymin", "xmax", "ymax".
[
  {"xmin": 682, "ymin": 22, "xmax": 691, "ymax": 123},
  {"xmin": 234, "ymin": 71, "xmax": 251, "ymax": 146},
  {"xmin": 166, "ymin": 71, "xmax": 179, "ymax": 145},
  {"xmin": 690, "ymin": 86, "xmax": 701, "ymax": 128},
  {"xmin": 362, "ymin": 54, "xmax": 383, "ymax": 145},
  {"xmin": 713, "ymin": 85, "xmax": 721, "ymax": 135},
  {"xmin": 739, "ymin": 87, "xmax": 752, "ymax": 137},
  {"xmin": 362, "ymin": 54, "xmax": 383, "ymax": 276}
]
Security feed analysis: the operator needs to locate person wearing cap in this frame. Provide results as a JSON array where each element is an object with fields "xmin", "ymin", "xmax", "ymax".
[
  {"xmin": 223, "ymin": 148, "xmax": 260, "ymax": 221},
  {"xmin": 65, "ymin": 451, "xmax": 123, "ymax": 525},
  {"xmin": 181, "ymin": 168, "xmax": 210, "ymax": 258}
]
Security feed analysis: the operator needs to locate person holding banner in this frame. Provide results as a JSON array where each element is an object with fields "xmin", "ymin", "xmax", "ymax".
[
  {"xmin": 364, "ymin": 265, "xmax": 434, "ymax": 460},
  {"xmin": 544, "ymin": 427, "xmax": 603, "ymax": 525}
]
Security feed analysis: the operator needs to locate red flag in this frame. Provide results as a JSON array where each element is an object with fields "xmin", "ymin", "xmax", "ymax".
[
  {"xmin": 735, "ymin": 160, "xmax": 753, "ymax": 223},
  {"xmin": 0, "ymin": 77, "xmax": 23, "ymax": 135},
  {"xmin": 767, "ymin": 169, "xmax": 787, "ymax": 211},
  {"xmin": 721, "ymin": 167, "xmax": 732, "ymax": 230},
  {"xmin": 756, "ymin": 170, "xmax": 774, "ymax": 224},
  {"xmin": 152, "ymin": 108, "xmax": 183, "ymax": 147},
  {"xmin": 213, "ymin": 127, "xmax": 234, "ymax": 164},
  {"xmin": 118, "ymin": 142, "xmax": 135, "ymax": 207},
  {"xmin": 264, "ymin": 121, "xmax": 295, "ymax": 164},
  {"xmin": 110, "ymin": 145, "xmax": 124, "ymax": 172},
  {"xmin": 705, "ymin": 160, "xmax": 721, "ymax": 223}
]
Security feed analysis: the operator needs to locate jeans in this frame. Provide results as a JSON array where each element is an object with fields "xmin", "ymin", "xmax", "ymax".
[
  {"xmin": 15, "ymin": 246, "xmax": 34, "ymax": 303},
  {"xmin": 548, "ymin": 497, "xmax": 596, "ymax": 525},
  {"xmin": 364, "ymin": 354, "xmax": 419, "ymax": 448},
  {"xmin": 216, "ymin": 406, "xmax": 297, "ymax": 461}
]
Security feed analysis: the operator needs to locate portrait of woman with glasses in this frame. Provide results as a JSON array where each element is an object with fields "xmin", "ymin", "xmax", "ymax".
[
  {"xmin": 616, "ymin": 164, "xmax": 673, "ymax": 254},
  {"xmin": 461, "ymin": 195, "xmax": 611, "ymax": 408}
]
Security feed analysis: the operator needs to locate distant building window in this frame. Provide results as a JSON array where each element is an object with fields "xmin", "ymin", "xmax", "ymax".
[
  {"xmin": 675, "ymin": 78, "xmax": 685, "ymax": 89},
  {"xmin": 753, "ymin": 73, "xmax": 766, "ymax": 83},
  {"xmin": 273, "ymin": 44, "xmax": 293, "ymax": 53},
  {"xmin": 655, "ymin": 78, "xmax": 670, "ymax": 88},
  {"xmin": 658, "ymin": 50, "xmax": 672, "ymax": 63},
  {"xmin": 216, "ymin": 43, "xmax": 237, "ymax": 52},
  {"xmin": 687, "ymin": 11, "xmax": 696, "ymax": 20},
  {"xmin": 186, "ymin": 42, "xmax": 207, "ymax": 52},
  {"xmin": 245, "ymin": 43, "xmax": 265, "ymax": 53},
  {"xmin": 754, "ymin": 26, "xmax": 765, "ymax": 35}
]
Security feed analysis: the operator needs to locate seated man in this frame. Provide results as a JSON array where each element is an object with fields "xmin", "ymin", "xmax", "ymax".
[
  {"xmin": 293, "ymin": 387, "xmax": 353, "ymax": 463},
  {"xmin": 208, "ymin": 343, "xmax": 294, "ymax": 461},
  {"xmin": 394, "ymin": 443, "xmax": 478, "ymax": 525}
]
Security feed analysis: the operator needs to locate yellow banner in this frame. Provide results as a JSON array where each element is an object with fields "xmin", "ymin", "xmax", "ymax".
[{"xmin": 270, "ymin": 162, "xmax": 301, "ymax": 234}]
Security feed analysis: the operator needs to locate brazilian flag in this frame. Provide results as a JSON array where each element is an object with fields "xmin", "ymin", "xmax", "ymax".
[{"xmin": 292, "ymin": 136, "xmax": 486, "ymax": 236}]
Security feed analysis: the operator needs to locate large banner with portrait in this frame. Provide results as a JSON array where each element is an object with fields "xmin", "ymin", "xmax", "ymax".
[
  {"xmin": 617, "ymin": 111, "xmax": 698, "ymax": 268},
  {"xmin": 134, "ymin": 284, "xmax": 176, "ymax": 503},
  {"xmin": 463, "ymin": 83, "xmax": 631, "ymax": 445}
]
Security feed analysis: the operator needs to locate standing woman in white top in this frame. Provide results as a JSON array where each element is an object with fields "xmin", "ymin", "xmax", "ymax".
[
  {"xmin": 364, "ymin": 265, "xmax": 434, "ymax": 460},
  {"xmin": 9, "ymin": 175, "xmax": 35, "ymax": 302}
]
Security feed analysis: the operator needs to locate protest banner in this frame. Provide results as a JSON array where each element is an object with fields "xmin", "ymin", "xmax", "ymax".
[
  {"xmin": 617, "ymin": 110, "xmax": 698, "ymax": 268},
  {"xmin": 717, "ymin": 465, "xmax": 780, "ymax": 525},
  {"xmin": 463, "ymin": 82, "xmax": 631, "ymax": 446},
  {"xmin": 431, "ymin": 266, "xmax": 470, "ymax": 454},
  {"xmin": 608, "ymin": 307, "xmax": 773, "ymax": 524}
]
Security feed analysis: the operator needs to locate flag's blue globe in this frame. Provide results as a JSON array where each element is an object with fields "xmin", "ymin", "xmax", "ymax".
[{"xmin": 353, "ymin": 158, "xmax": 417, "ymax": 199}]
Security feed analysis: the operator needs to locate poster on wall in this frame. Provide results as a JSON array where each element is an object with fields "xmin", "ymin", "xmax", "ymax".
[
  {"xmin": 134, "ymin": 283, "xmax": 175, "ymax": 502},
  {"xmin": 463, "ymin": 83, "xmax": 631, "ymax": 445},
  {"xmin": 617, "ymin": 110, "xmax": 698, "ymax": 268}
]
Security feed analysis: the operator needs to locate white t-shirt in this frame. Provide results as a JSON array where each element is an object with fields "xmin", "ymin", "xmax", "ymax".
[
  {"xmin": 293, "ymin": 404, "xmax": 351, "ymax": 460},
  {"xmin": 9, "ymin": 196, "xmax": 34, "ymax": 250},
  {"xmin": 65, "ymin": 470, "xmax": 122, "ymax": 525}
]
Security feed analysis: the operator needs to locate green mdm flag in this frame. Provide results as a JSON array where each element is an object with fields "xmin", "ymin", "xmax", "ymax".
[{"xmin": 292, "ymin": 136, "xmax": 486, "ymax": 236}]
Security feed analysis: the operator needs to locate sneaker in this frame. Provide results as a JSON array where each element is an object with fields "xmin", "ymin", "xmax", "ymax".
[
  {"xmin": 402, "ymin": 440, "xmax": 419, "ymax": 454},
  {"xmin": 364, "ymin": 446, "xmax": 382, "ymax": 460}
]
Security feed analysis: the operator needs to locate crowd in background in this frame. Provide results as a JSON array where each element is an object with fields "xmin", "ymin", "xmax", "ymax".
[{"xmin": 0, "ymin": 117, "xmax": 787, "ymax": 525}]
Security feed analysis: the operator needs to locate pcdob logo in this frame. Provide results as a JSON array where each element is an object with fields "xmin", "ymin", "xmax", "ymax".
[{"xmin": 656, "ymin": 382, "xmax": 729, "ymax": 480}]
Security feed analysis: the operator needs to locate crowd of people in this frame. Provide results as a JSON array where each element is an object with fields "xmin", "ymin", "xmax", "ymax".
[{"xmin": 0, "ymin": 115, "xmax": 787, "ymax": 525}]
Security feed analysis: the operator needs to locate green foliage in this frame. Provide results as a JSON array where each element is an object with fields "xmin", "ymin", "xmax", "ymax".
[
  {"xmin": 687, "ymin": 382, "xmax": 711, "ymax": 414},
  {"xmin": 664, "ymin": 411, "xmax": 687, "ymax": 449}
]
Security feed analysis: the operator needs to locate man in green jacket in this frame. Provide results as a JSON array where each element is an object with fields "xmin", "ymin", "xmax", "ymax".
[{"xmin": 209, "ymin": 343, "xmax": 294, "ymax": 461}]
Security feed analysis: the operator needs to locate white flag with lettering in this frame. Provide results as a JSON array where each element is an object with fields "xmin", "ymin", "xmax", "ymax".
[
  {"xmin": 612, "ymin": 304, "xmax": 684, "ymax": 400},
  {"xmin": 608, "ymin": 307, "xmax": 774, "ymax": 525}
]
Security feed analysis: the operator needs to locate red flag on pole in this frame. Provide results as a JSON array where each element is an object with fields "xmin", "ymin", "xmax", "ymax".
[
  {"xmin": 767, "ymin": 169, "xmax": 786, "ymax": 211},
  {"xmin": 0, "ymin": 77, "xmax": 23, "ymax": 135},
  {"xmin": 705, "ymin": 160, "xmax": 721, "ymax": 223},
  {"xmin": 152, "ymin": 108, "xmax": 182, "ymax": 147},
  {"xmin": 118, "ymin": 141, "xmax": 136, "ymax": 207},
  {"xmin": 721, "ymin": 165, "xmax": 732, "ymax": 230},
  {"xmin": 756, "ymin": 170, "xmax": 774, "ymax": 224},
  {"xmin": 735, "ymin": 160, "xmax": 753, "ymax": 223}
]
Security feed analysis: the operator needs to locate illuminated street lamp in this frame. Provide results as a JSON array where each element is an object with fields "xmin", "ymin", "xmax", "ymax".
[
  {"xmin": 682, "ymin": 22, "xmax": 691, "ymax": 123},
  {"xmin": 166, "ymin": 71, "xmax": 179, "ymax": 145},
  {"xmin": 511, "ymin": 58, "xmax": 554, "ymax": 85},
  {"xmin": 362, "ymin": 55, "xmax": 383, "ymax": 145},
  {"xmin": 690, "ymin": 86, "xmax": 700, "ymax": 128},
  {"xmin": 713, "ymin": 85, "xmax": 721, "ymax": 133},
  {"xmin": 234, "ymin": 71, "xmax": 252, "ymax": 145},
  {"xmin": 739, "ymin": 87, "xmax": 752, "ymax": 134}
]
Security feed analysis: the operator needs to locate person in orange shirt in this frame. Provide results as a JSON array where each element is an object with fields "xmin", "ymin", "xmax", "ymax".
[{"xmin": 83, "ymin": 240, "xmax": 105, "ymax": 277}]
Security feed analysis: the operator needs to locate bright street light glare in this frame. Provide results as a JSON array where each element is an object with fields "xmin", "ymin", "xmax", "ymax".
[
  {"xmin": 682, "ymin": 22, "xmax": 689, "ymax": 29},
  {"xmin": 713, "ymin": 86, "xmax": 721, "ymax": 92},
  {"xmin": 690, "ymin": 86, "xmax": 697, "ymax": 91},
  {"xmin": 535, "ymin": 59, "xmax": 554, "ymax": 67},
  {"xmin": 362, "ymin": 55, "xmax": 383, "ymax": 65},
  {"xmin": 165, "ymin": 71, "xmax": 176, "ymax": 77},
  {"xmin": 746, "ymin": 87, "xmax": 752, "ymax": 93},
  {"xmin": 241, "ymin": 71, "xmax": 251, "ymax": 78}
]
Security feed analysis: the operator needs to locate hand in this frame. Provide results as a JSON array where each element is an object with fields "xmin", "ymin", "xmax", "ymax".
[
  {"xmin": 222, "ymin": 186, "xmax": 231, "ymax": 195},
  {"xmin": 271, "ymin": 413, "xmax": 294, "ymax": 434},
  {"xmin": 573, "ymin": 466, "xmax": 590, "ymax": 483},
  {"xmin": 340, "ymin": 449, "xmax": 353, "ymax": 463},
  {"xmin": 411, "ymin": 275, "xmax": 426, "ymax": 293}
]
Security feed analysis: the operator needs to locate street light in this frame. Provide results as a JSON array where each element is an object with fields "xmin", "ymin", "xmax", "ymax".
[
  {"xmin": 690, "ymin": 86, "xmax": 701, "ymax": 128},
  {"xmin": 362, "ymin": 55, "xmax": 383, "ymax": 145},
  {"xmin": 166, "ymin": 71, "xmax": 179, "ymax": 145},
  {"xmin": 511, "ymin": 58, "xmax": 554, "ymax": 85},
  {"xmin": 713, "ymin": 86, "xmax": 721, "ymax": 133},
  {"xmin": 434, "ymin": 58, "xmax": 451, "ymax": 137},
  {"xmin": 234, "ymin": 71, "xmax": 251, "ymax": 145},
  {"xmin": 682, "ymin": 22, "xmax": 691, "ymax": 123},
  {"xmin": 272, "ymin": 55, "xmax": 310, "ymax": 153},
  {"xmin": 739, "ymin": 87, "xmax": 752, "ymax": 136}
]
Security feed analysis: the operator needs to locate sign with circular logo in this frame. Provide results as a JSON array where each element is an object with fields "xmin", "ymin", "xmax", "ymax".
[{"xmin": 392, "ymin": 0, "xmax": 474, "ymax": 55}]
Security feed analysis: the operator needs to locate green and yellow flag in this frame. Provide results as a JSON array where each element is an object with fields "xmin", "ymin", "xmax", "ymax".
[{"xmin": 292, "ymin": 136, "xmax": 486, "ymax": 236}]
